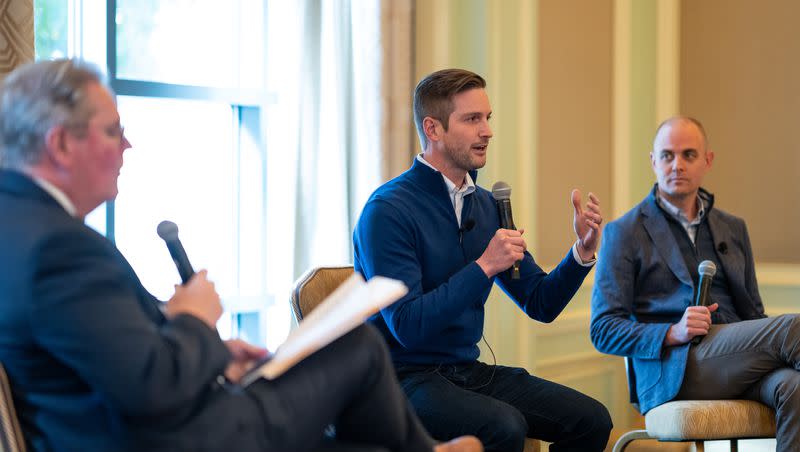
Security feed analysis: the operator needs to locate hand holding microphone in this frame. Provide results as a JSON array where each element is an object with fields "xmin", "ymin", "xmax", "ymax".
[
  {"xmin": 157, "ymin": 221, "xmax": 222, "ymax": 328},
  {"xmin": 478, "ymin": 182, "xmax": 525, "ymax": 279},
  {"xmin": 690, "ymin": 261, "xmax": 717, "ymax": 345},
  {"xmin": 664, "ymin": 261, "xmax": 719, "ymax": 346}
]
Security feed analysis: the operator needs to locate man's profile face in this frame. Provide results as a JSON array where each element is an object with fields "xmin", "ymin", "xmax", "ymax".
[
  {"xmin": 650, "ymin": 119, "xmax": 713, "ymax": 203},
  {"xmin": 439, "ymin": 88, "xmax": 493, "ymax": 173},
  {"xmin": 69, "ymin": 82, "xmax": 131, "ymax": 211}
]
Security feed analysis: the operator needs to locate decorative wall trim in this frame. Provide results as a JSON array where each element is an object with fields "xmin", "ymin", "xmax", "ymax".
[
  {"xmin": 757, "ymin": 263, "xmax": 800, "ymax": 287},
  {"xmin": 0, "ymin": 0, "xmax": 34, "ymax": 78},
  {"xmin": 612, "ymin": 0, "xmax": 632, "ymax": 219},
  {"xmin": 654, "ymin": 0, "xmax": 679, "ymax": 121}
]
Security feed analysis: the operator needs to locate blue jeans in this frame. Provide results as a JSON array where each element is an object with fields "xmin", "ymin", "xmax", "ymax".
[{"xmin": 396, "ymin": 361, "xmax": 611, "ymax": 452}]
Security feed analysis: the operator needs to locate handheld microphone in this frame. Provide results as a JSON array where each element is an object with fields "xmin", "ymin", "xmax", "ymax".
[
  {"xmin": 491, "ymin": 181, "xmax": 520, "ymax": 280},
  {"xmin": 156, "ymin": 220, "xmax": 195, "ymax": 284},
  {"xmin": 691, "ymin": 260, "xmax": 717, "ymax": 345}
]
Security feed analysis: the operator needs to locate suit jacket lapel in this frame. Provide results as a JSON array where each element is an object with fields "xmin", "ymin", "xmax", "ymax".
[{"xmin": 641, "ymin": 195, "xmax": 693, "ymax": 287}]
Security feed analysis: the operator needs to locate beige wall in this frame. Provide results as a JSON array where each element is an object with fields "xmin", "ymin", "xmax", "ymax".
[
  {"xmin": 538, "ymin": 0, "xmax": 612, "ymax": 264},
  {"xmin": 411, "ymin": 0, "xmax": 800, "ymax": 442},
  {"xmin": 680, "ymin": 0, "xmax": 800, "ymax": 263}
]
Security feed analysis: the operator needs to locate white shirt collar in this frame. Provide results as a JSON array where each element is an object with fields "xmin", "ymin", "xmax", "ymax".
[
  {"xmin": 656, "ymin": 190, "xmax": 706, "ymax": 226},
  {"xmin": 31, "ymin": 177, "xmax": 78, "ymax": 217},
  {"xmin": 415, "ymin": 154, "xmax": 476, "ymax": 194}
]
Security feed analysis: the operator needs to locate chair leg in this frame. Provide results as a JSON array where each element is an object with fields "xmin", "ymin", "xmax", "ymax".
[
  {"xmin": 612, "ymin": 430, "xmax": 651, "ymax": 452},
  {"xmin": 730, "ymin": 439, "xmax": 738, "ymax": 452},
  {"xmin": 694, "ymin": 440, "xmax": 705, "ymax": 452}
]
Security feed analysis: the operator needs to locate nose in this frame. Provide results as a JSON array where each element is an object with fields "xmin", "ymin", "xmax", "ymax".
[
  {"xmin": 121, "ymin": 134, "xmax": 132, "ymax": 151},
  {"xmin": 671, "ymin": 155, "xmax": 684, "ymax": 172},
  {"xmin": 481, "ymin": 119, "xmax": 493, "ymax": 139}
]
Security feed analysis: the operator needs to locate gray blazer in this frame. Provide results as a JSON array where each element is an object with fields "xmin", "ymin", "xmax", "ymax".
[{"xmin": 589, "ymin": 187, "xmax": 766, "ymax": 413}]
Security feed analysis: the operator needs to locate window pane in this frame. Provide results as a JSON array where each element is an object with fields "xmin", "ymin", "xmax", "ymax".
[
  {"xmin": 114, "ymin": 96, "xmax": 236, "ymax": 301},
  {"xmin": 34, "ymin": 0, "xmax": 68, "ymax": 59},
  {"xmin": 115, "ymin": 0, "xmax": 262, "ymax": 88}
]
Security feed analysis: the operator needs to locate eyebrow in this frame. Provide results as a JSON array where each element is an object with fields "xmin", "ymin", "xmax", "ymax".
[{"xmin": 458, "ymin": 111, "xmax": 491, "ymax": 118}]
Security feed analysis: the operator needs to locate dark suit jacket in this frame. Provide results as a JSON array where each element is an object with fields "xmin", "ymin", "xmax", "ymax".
[
  {"xmin": 589, "ymin": 187, "xmax": 766, "ymax": 413},
  {"xmin": 0, "ymin": 170, "xmax": 265, "ymax": 451}
]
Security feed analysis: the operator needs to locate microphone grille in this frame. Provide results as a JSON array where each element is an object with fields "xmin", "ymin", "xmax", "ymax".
[
  {"xmin": 698, "ymin": 260, "xmax": 717, "ymax": 277},
  {"xmin": 156, "ymin": 220, "xmax": 179, "ymax": 241},
  {"xmin": 492, "ymin": 181, "xmax": 512, "ymax": 200}
]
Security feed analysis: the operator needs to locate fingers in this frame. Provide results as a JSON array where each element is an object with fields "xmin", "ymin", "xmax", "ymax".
[
  {"xmin": 584, "ymin": 192, "xmax": 602, "ymax": 224},
  {"xmin": 496, "ymin": 229, "xmax": 526, "ymax": 251},
  {"xmin": 571, "ymin": 189, "xmax": 582, "ymax": 215},
  {"xmin": 708, "ymin": 302, "xmax": 719, "ymax": 313}
]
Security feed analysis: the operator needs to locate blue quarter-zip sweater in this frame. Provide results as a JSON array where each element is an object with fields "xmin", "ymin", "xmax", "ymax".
[{"xmin": 354, "ymin": 159, "xmax": 592, "ymax": 364}]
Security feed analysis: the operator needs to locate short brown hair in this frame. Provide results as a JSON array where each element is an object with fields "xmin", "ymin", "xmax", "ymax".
[{"xmin": 413, "ymin": 68, "xmax": 486, "ymax": 149}]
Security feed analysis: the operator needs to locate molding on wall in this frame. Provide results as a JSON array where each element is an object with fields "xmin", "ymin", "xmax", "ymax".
[
  {"xmin": 612, "ymin": 0, "xmax": 632, "ymax": 219},
  {"xmin": 757, "ymin": 263, "xmax": 800, "ymax": 287},
  {"xmin": 655, "ymin": 0, "xmax": 680, "ymax": 120}
]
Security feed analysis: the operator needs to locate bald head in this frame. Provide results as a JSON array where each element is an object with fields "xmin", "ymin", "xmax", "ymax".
[
  {"xmin": 653, "ymin": 116, "xmax": 709, "ymax": 154},
  {"xmin": 650, "ymin": 115, "xmax": 714, "ymax": 208}
]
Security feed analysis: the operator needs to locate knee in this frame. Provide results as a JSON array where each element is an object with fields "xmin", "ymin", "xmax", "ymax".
[
  {"xmin": 345, "ymin": 324, "xmax": 390, "ymax": 360},
  {"xmin": 773, "ymin": 369, "xmax": 800, "ymax": 407},
  {"xmin": 478, "ymin": 408, "xmax": 528, "ymax": 452},
  {"xmin": 572, "ymin": 397, "xmax": 613, "ymax": 447}
]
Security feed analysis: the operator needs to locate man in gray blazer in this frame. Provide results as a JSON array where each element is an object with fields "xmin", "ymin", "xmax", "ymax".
[{"xmin": 590, "ymin": 116, "xmax": 800, "ymax": 451}]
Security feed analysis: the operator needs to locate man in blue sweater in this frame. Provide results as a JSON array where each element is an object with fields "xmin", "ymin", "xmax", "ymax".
[{"xmin": 353, "ymin": 68, "xmax": 612, "ymax": 452}]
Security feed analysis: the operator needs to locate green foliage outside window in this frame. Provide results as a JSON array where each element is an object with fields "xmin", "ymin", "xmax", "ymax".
[{"xmin": 34, "ymin": 0, "xmax": 69, "ymax": 60}]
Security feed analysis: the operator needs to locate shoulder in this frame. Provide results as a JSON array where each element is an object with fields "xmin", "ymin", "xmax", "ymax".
[
  {"xmin": 708, "ymin": 206, "xmax": 746, "ymax": 227},
  {"xmin": 606, "ymin": 197, "xmax": 649, "ymax": 234}
]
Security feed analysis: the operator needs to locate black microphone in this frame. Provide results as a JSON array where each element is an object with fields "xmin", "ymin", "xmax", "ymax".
[
  {"xmin": 491, "ymin": 181, "xmax": 520, "ymax": 280},
  {"xmin": 691, "ymin": 260, "xmax": 717, "ymax": 345},
  {"xmin": 458, "ymin": 218, "xmax": 476, "ymax": 243},
  {"xmin": 156, "ymin": 220, "xmax": 195, "ymax": 284}
]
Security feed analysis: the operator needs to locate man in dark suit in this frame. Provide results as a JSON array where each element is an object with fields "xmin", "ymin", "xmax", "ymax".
[
  {"xmin": 590, "ymin": 116, "xmax": 800, "ymax": 451},
  {"xmin": 0, "ymin": 59, "xmax": 481, "ymax": 452}
]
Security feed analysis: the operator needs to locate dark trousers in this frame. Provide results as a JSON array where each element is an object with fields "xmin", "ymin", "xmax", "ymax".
[
  {"xmin": 677, "ymin": 314, "xmax": 800, "ymax": 452},
  {"xmin": 247, "ymin": 324, "xmax": 435, "ymax": 452},
  {"xmin": 396, "ymin": 361, "xmax": 612, "ymax": 452}
]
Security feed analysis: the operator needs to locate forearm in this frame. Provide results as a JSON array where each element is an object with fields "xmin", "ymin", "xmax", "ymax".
[{"xmin": 502, "ymin": 249, "xmax": 591, "ymax": 322}]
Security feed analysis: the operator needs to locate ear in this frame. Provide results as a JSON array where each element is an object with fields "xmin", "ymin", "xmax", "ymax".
[
  {"xmin": 43, "ymin": 125, "xmax": 74, "ymax": 169},
  {"xmin": 422, "ymin": 116, "xmax": 442, "ymax": 144},
  {"xmin": 649, "ymin": 151, "xmax": 656, "ymax": 169},
  {"xmin": 705, "ymin": 148, "xmax": 715, "ymax": 168}
]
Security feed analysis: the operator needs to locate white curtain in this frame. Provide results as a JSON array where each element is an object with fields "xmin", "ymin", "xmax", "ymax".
[{"xmin": 261, "ymin": 0, "xmax": 387, "ymax": 344}]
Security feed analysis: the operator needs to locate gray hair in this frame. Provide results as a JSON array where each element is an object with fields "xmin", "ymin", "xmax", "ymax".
[{"xmin": 0, "ymin": 59, "xmax": 106, "ymax": 169}]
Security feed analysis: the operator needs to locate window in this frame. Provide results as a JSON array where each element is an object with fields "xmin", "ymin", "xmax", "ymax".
[{"xmin": 34, "ymin": 0, "xmax": 275, "ymax": 347}]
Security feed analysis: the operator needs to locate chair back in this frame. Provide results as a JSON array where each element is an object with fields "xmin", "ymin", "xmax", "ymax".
[
  {"xmin": 0, "ymin": 363, "xmax": 26, "ymax": 452},
  {"xmin": 290, "ymin": 266, "xmax": 355, "ymax": 321}
]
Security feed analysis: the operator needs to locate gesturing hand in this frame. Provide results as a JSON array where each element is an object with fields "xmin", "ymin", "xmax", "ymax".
[
  {"xmin": 664, "ymin": 303, "xmax": 719, "ymax": 346},
  {"xmin": 572, "ymin": 189, "xmax": 602, "ymax": 261}
]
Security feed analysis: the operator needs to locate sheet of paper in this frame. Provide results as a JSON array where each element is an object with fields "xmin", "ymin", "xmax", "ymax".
[{"xmin": 240, "ymin": 273, "xmax": 407, "ymax": 386}]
